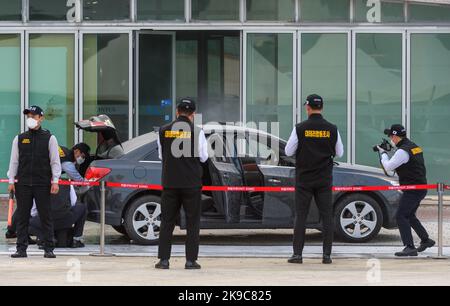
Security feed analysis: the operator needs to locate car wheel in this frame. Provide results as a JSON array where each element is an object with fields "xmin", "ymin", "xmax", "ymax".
[
  {"xmin": 334, "ymin": 194, "xmax": 383, "ymax": 243},
  {"xmin": 124, "ymin": 195, "xmax": 162, "ymax": 245}
]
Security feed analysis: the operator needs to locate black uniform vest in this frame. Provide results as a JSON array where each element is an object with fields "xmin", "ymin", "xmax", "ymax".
[
  {"xmin": 159, "ymin": 116, "xmax": 203, "ymax": 189},
  {"xmin": 17, "ymin": 128, "xmax": 52, "ymax": 186},
  {"xmin": 295, "ymin": 114, "xmax": 338, "ymax": 186},
  {"xmin": 396, "ymin": 138, "xmax": 427, "ymax": 186}
]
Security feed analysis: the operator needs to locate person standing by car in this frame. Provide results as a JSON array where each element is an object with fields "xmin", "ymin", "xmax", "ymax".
[
  {"xmin": 155, "ymin": 98, "xmax": 209, "ymax": 270},
  {"xmin": 285, "ymin": 94, "xmax": 344, "ymax": 265},
  {"xmin": 7, "ymin": 106, "xmax": 61, "ymax": 259},
  {"xmin": 375, "ymin": 124, "xmax": 435, "ymax": 257}
]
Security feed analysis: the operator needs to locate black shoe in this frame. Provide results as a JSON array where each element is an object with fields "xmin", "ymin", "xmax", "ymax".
[
  {"xmin": 395, "ymin": 246, "xmax": 418, "ymax": 257},
  {"xmin": 287, "ymin": 255, "xmax": 303, "ymax": 264},
  {"xmin": 323, "ymin": 255, "xmax": 333, "ymax": 264},
  {"xmin": 155, "ymin": 259, "xmax": 170, "ymax": 269},
  {"xmin": 185, "ymin": 261, "xmax": 201, "ymax": 270},
  {"xmin": 5, "ymin": 230, "xmax": 16, "ymax": 239},
  {"xmin": 417, "ymin": 239, "xmax": 436, "ymax": 253},
  {"xmin": 71, "ymin": 240, "xmax": 85, "ymax": 248},
  {"xmin": 44, "ymin": 251, "xmax": 56, "ymax": 259},
  {"xmin": 11, "ymin": 251, "xmax": 27, "ymax": 258}
]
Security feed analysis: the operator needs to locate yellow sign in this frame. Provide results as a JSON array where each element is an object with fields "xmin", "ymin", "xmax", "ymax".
[
  {"xmin": 165, "ymin": 131, "xmax": 191, "ymax": 139},
  {"xmin": 58, "ymin": 147, "xmax": 66, "ymax": 158},
  {"xmin": 21, "ymin": 139, "xmax": 31, "ymax": 144},
  {"xmin": 411, "ymin": 147, "xmax": 423, "ymax": 155},
  {"xmin": 304, "ymin": 130, "xmax": 331, "ymax": 138}
]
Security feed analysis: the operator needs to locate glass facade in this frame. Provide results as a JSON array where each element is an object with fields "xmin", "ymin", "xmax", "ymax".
[
  {"xmin": 246, "ymin": 0, "xmax": 296, "ymax": 22},
  {"xmin": 411, "ymin": 34, "xmax": 450, "ymax": 185},
  {"xmin": 0, "ymin": 35, "xmax": 21, "ymax": 193},
  {"xmin": 355, "ymin": 33, "xmax": 403, "ymax": 167},
  {"xmin": 29, "ymin": 34, "xmax": 75, "ymax": 147},
  {"xmin": 409, "ymin": 3, "xmax": 450, "ymax": 23},
  {"xmin": 355, "ymin": 0, "xmax": 405, "ymax": 23},
  {"xmin": 176, "ymin": 32, "xmax": 240, "ymax": 124},
  {"xmin": 137, "ymin": 0, "xmax": 185, "ymax": 21},
  {"xmin": 300, "ymin": 0, "xmax": 350, "ymax": 23},
  {"xmin": 1, "ymin": 1, "xmax": 450, "ymax": 191},
  {"xmin": 0, "ymin": 0, "xmax": 21, "ymax": 21},
  {"xmin": 301, "ymin": 33, "xmax": 348, "ymax": 161},
  {"xmin": 246, "ymin": 33, "xmax": 294, "ymax": 139},
  {"xmin": 83, "ymin": 0, "xmax": 130, "ymax": 21},
  {"xmin": 192, "ymin": 0, "xmax": 240, "ymax": 21},
  {"xmin": 29, "ymin": 0, "xmax": 69, "ymax": 21},
  {"xmin": 83, "ymin": 34, "xmax": 130, "ymax": 147}
]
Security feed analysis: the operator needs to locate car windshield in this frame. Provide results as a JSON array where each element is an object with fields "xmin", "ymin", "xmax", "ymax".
[{"xmin": 122, "ymin": 132, "xmax": 158, "ymax": 154}]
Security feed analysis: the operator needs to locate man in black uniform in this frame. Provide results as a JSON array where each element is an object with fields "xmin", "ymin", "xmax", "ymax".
[
  {"xmin": 7, "ymin": 106, "xmax": 61, "ymax": 258},
  {"xmin": 285, "ymin": 94, "xmax": 344, "ymax": 264},
  {"xmin": 376, "ymin": 124, "xmax": 435, "ymax": 256},
  {"xmin": 155, "ymin": 98, "xmax": 209, "ymax": 270}
]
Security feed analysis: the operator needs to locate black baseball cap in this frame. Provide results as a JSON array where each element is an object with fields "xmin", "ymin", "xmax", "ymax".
[
  {"xmin": 384, "ymin": 124, "xmax": 406, "ymax": 137},
  {"xmin": 304, "ymin": 94, "xmax": 324, "ymax": 109},
  {"xmin": 23, "ymin": 105, "xmax": 44, "ymax": 116},
  {"xmin": 73, "ymin": 143, "xmax": 91, "ymax": 156},
  {"xmin": 177, "ymin": 98, "xmax": 196, "ymax": 112}
]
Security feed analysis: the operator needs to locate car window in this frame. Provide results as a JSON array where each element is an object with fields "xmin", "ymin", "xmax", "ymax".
[{"xmin": 143, "ymin": 149, "xmax": 159, "ymax": 161}]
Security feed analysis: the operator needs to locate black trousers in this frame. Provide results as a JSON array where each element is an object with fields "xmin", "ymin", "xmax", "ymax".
[
  {"xmin": 15, "ymin": 184, "xmax": 54, "ymax": 252},
  {"xmin": 158, "ymin": 188, "xmax": 202, "ymax": 261},
  {"xmin": 293, "ymin": 183, "xmax": 334, "ymax": 256},
  {"xmin": 397, "ymin": 190, "xmax": 429, "ymax": 247}
]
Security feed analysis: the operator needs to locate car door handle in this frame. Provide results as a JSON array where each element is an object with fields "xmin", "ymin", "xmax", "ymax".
[{"xmin": 268, "ymin": 178, "xmax": 282, "ymax": 184}]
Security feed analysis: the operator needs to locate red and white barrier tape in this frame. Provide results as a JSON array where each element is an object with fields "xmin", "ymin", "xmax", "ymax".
[
  {"xmin": 0, "ymin": 179, "xmax": 99, "ymax": 187},
  {"xmin": 0, "ymin": 179, "xmax": 443, "ymax": 193}
]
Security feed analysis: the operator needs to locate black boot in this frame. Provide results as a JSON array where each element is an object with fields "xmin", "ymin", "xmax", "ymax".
[
  {"xmin": 11, "ymin": 251, "xmax": 27, "ymax": 258},
  {"xmin": 155, "ymin": 259, "xmax": 170, "ymax": 269},
  {"xmin": 5, "ymin": 230, "xmax": 17, "ymax": 239},
  {"xmin": 322, "ymin": 255, "xmax": 333, "ymax": 264},
  {"xmin": 44, "ymin": 250, "xmax": 56, "ymax": 259},
  {"xmin": 417, "ymin": 239, "xmax": 435, "ymax": 253},
  {"xmin": 71, "ymin": 240, "xmax": 85, "ymax": 248},
  {"xmin": 395, "ymin": 246, "xmax": 418, "ymax": 257},
  {"xmin": 287, "ymin": 255, "xmax": 303, "ymax": 264},
  {"xmin": 185, "ymin": 261, "xmax": 201, "ymax": 270}
]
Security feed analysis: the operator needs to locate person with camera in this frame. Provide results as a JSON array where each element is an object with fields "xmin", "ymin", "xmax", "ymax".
[{"xmin": 375, "ymin": 124, "xmax": 435, "ymax": 257}]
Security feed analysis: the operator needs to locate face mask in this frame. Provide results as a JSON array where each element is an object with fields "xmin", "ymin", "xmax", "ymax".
[
  {"xmin": 26, "ymin": 118, "xmax": 39, "ymax": 130},
  {"xmin": 76, "ymin": 156, "xmax": 85, "ymax": 165}
]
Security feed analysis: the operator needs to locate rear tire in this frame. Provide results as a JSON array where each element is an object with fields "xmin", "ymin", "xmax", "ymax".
[
  {"xmin": 334, "ymin": 194, "xmax": 383, "ymax": 243},
  {"xmin": 123, "ymin": 195, "xmax": 162, "ymax": 245}
]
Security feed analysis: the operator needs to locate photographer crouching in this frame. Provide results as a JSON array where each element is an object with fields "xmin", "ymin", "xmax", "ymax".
[{"xmin": 374, "ymin": 124, "xmax": 435, "ymax": 257}]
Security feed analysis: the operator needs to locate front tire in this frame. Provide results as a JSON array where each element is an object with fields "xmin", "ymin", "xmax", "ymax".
[
  {"xmin": 334, "ymin": 194, "xmax": 383, "ymax": 243},
  {"xmin": 124, "ymin": 195, "xmax": 162, "ymax": 245}
]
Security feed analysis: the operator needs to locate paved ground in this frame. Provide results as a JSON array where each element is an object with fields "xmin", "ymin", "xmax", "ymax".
[{"xmin": 1, "ymin": 256, "xmax": 449, "ymax": 286}]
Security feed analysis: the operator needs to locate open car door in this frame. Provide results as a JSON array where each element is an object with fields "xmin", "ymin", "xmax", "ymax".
[
  {"xmin": 207, "ymin": 133, "xmax": 243, "ymax": 223},
  {"xmin": 75, "ymin": 115, "xmax": 124, "ymax": 160}
]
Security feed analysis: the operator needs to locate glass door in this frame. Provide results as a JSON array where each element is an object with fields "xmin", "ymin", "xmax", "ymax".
[
  {"xmin": 26, "ymin": 31, "xmax": 77, "ymax": 148},
  {"xmin": 244, "ymin": 31, "xmax": 296, "ymax": 141},
  {"xmin": 135, "ymin": 32, "xmax": 175, "ymax": 136},
  {"xmin": 352, "ymin": 31, "xmax": 405, "ymax": 167}
]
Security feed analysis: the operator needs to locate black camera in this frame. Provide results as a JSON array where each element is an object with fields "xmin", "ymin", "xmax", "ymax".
[{"xmin": 372, "ymin": 138, "xmax": 393, "ymax": 152}]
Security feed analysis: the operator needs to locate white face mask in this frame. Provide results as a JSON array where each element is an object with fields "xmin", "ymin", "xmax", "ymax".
[
  {"xmin": 26, "ymin": 118, "xmax": 39, "ymax": 130},
  {"xmin": 76, "ymin": 156, "xmax": 85, "ymax": 165}
]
